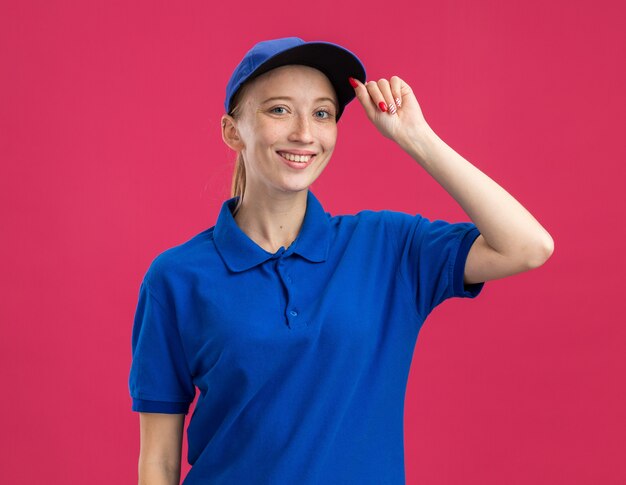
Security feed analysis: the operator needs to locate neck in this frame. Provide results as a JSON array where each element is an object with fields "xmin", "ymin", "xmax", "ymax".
[{"xmin": 233, "ymin": 186, "xmax": 309, "ymax": 253}]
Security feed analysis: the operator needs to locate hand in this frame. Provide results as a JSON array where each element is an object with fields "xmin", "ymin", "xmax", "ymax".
[{"xmin": 349, "ymin": 75, "xmax": 431, "ymax": 147}]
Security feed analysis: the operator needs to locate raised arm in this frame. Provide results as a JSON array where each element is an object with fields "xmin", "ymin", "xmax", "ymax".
[
  {"xmin": 349, "ymin": 75, "xmax": 554, "ymax": 283},
  {"xmin": 397, "ymin": 126, "xmax": 553, "ymax": 284},
  {"xmin": 138, "ymin": 412, "xmax": 185, "ymax": 485}
]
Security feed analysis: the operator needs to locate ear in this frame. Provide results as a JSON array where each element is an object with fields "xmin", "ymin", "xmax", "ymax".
[{"xmin": 221, "ymin": 114, "xmax": 245, "ymax": 151}]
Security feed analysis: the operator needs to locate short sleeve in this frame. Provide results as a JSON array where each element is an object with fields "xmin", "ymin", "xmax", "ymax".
[
  {"xmin": 386, "ymin": 211, "xmax": 485, "ymax": 319},
  {"xmin": 128, "ymin": 277, "xmax": 195, "ymax": 414}
]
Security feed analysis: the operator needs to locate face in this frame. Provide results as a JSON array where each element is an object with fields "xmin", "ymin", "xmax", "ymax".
[{"xmin": 224, "ymin": 64, "xmax": 339, "ymax": 197}]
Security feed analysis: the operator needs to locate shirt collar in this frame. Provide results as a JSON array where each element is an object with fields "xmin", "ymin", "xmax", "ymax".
[{"xmin": 213, "ymin": 190, "xmax": 331, "ymax": 273}]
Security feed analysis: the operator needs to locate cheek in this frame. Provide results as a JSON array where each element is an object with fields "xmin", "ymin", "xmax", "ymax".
[
  {"xmin": 242, "ymin": 121, "xmax": 279, "ymax": 150},
  {"xmin": 261, "ymin": 127, "xmax": 283, "ymax": 148},
  {"xmin": 321, "ymin": 128, "xmax": 337, "ymax": 151}
]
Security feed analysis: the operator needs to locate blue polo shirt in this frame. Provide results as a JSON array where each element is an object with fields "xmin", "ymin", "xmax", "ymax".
[{"xmin": 129, "ymin": 189, "xmax": 484, "ymax": 484}]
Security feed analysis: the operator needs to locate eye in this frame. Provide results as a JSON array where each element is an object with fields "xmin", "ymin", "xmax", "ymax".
[
  {"xmin": 269, "ymin": 106, "xmax": 287, "ymax": 114},
  {"xmin": 315, "ymin": 109, "xmax": 334, "ymax": 119}
]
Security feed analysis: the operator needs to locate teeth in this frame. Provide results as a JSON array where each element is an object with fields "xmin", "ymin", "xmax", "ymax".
[{"xmin": 279, "ymin": 152, "xmax": 313, "ymax": 163}]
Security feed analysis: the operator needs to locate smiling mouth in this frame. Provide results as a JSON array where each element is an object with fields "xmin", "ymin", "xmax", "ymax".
[{"xmin": 277, "ymin": 151, "xmax": 316, "ymax": 163}]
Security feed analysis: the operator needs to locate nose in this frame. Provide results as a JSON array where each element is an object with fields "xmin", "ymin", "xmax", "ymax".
[{"xmin": 288, "ymin": 113, "xmax": 314, "ymax": 144}]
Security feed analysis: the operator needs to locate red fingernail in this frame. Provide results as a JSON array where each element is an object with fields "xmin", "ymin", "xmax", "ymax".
[
  {"xmin": 378, "ymin": 101, "xmax": 387, "ymax": 112},
  {"xmin": 348, "ymin": 77, "xmax": 358, "ymax": 88}
]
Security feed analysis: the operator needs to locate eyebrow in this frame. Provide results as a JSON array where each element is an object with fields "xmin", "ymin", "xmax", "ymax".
[{"xmin": 261, "ymin": 96, "xmax": 338, "ymax": 109}]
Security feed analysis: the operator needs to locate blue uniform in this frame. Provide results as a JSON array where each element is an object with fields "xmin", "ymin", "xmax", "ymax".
[{"xmin": 129, "ymin": 189, "xmax": 485, "ymax": 484}]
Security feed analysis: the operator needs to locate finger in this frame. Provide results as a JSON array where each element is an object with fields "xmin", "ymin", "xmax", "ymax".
[
  {"xmin": 393, "ymin": 75, "xmax": 414, "ymax": 103},
  {"xmin": 349, "ymin": 77, "xmax": 378, "ymax": 119},
  {"xmin": 375, "ymin": 78, "xmax": 398, "ymax": 115},
  {"xmin": 389, "ymin": 76, "xmax": 403, "ymax": 110},
  {"xmin": 364, "ymin": 80, "xmax": 387, "ymax": 114},
  {"xmin": 366, "ymin": 79, "xmax": 396, "ymax": 115}
]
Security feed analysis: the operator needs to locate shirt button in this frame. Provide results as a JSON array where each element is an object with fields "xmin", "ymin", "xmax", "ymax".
[
  {"xmin": 286, "ymin": 276, "xmax": 292, "ymax": 283},
  {"xmin": 289, "ymin": 310, "xmax": 298, "ymax": 317}
]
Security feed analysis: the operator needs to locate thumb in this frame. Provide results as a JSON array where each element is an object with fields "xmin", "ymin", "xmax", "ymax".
[{"xmin": 349, "ymin": 77, "xmax": 377, "ymax": 119}]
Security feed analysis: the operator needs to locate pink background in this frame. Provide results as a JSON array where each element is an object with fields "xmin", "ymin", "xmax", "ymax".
[{"xmin": 1, "ymin": 0, "xmax": 624, "ymax": 483}]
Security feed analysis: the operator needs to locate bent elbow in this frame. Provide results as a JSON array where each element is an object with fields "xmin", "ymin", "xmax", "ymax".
[{"xmin": 526, "ymin": 235, "xmax": 555, "ymax": 269}]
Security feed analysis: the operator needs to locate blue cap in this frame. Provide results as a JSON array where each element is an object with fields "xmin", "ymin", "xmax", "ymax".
[{"xmin": 224, "ymin": 37, "xmax": 366, "ymax": 122}]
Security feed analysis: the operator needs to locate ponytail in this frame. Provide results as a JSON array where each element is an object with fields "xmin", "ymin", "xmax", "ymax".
[
  {"xmin": 226, "ymin": 80, "xmax": 251, "ymax": 217},
  {"xmin": 230, "ymin": 151, "xmax": 245, "ymax": 216}
]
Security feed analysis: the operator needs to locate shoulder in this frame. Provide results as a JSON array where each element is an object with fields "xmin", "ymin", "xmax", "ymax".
[
  {"xmin": 338, "ymin": 208, "xmax": 476, "ymax": 255},
  {"xmin": 329, "ymin": 207, "xmax": 420, "ymax": 230},
  {"xmin": 332, "ymin": 208, "xmax": 428, "ymax": 241},
  {"xmin": 327, "ymin": 208, "xmax": 428, "ymax": 254},
  {"xmin": 143, "ymin": 226, "xmax": 217, "ymax": 289}
]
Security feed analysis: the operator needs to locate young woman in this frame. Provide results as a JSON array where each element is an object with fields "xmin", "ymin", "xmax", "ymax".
[{"xmin": 129, "ymin": 37, "xmax": 554, "ymax": 484}]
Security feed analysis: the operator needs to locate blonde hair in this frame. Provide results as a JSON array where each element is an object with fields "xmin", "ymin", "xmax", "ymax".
[
  {"xmin": 230, "ymin": 152, "xmax": 246, "ymax": 216},
  {"xmin": 227, "ymin": 81, "xmax": 251, "ymax": 217}
]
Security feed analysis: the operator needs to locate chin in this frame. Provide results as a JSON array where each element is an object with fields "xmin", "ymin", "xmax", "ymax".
[
  {"xmin": 285, "ymin": 184, "xmax": 312, "ymax": 194},
  {"xmin": 277, "ymin": 180, "xmax": 313, "ymax": 194}
]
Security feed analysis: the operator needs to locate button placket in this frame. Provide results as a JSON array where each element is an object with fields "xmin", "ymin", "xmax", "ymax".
[{"xmin": 275, "ymin": 256, "xmax": 306, "ymax": 330}]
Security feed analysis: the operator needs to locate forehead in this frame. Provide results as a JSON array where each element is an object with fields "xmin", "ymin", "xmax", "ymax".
[{"xmin": 247, "ymin": 65, "xmax": 337, "ymax": 102}]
